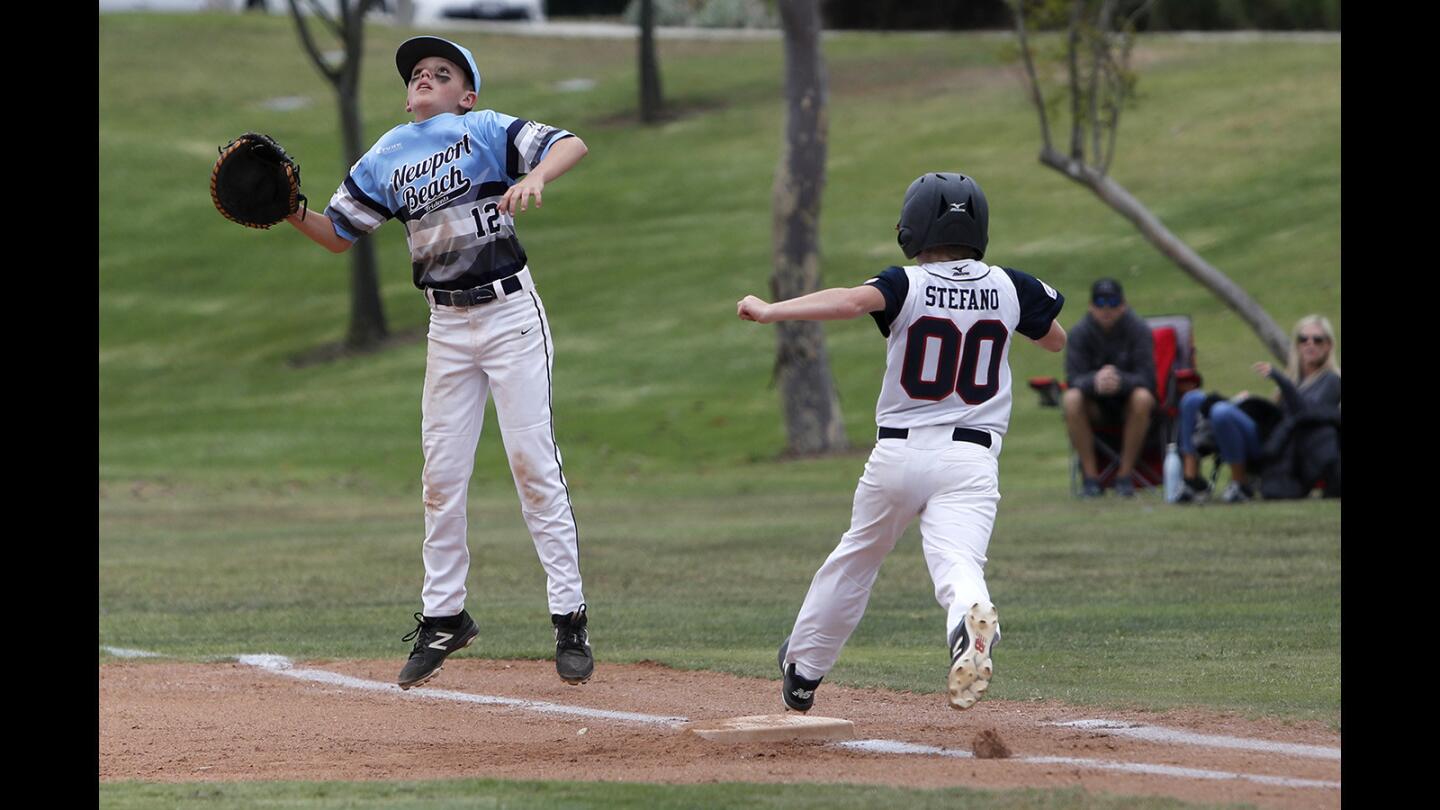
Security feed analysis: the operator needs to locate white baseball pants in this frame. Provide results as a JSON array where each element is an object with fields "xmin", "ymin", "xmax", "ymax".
[
  {"xmin": 418, "ymin": 268, "xmax": 585, "ymax": 618},
  {"xmin": 785, "ymin": 425, "xmax": 1002, "ymax": 680}
]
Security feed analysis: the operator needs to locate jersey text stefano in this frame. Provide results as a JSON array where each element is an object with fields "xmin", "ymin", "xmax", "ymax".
[{"xmin": 864, "ymin": 260, "xmax": 1064, "ymax": 435}]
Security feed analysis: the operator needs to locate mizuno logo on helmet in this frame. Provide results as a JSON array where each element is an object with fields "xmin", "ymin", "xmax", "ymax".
[{"xmin": 949, "ymin": 202, "xmax": 967, "ymax": 213}]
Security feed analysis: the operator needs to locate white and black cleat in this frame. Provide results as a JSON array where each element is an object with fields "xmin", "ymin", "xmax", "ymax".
[
  {"xmin": 552, "ymin": 605, "xmax": 595, "ymax": 685},
  {"xmin": 947, "ymin": 602, "xmax": 999, "ymax": 710},
  {"xmin": 778, "ymin": 636, "xmax": 822, "ymax": 712}
]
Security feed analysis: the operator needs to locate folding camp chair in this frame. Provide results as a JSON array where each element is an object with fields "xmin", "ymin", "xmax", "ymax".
[{"xmin": 1027, "ymin": 314, "xmax": 1203, "ymax": 496}]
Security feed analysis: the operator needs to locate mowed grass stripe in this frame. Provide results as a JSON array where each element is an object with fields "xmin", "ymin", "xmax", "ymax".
[{"xmin": 98, "ymin": 778, "xmax": 1246, "ymax": 809}]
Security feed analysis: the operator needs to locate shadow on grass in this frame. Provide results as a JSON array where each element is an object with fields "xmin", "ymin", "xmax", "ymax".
[{"xmin": 287, "ymin": 324, "xmax": 427, "ymax": 368}]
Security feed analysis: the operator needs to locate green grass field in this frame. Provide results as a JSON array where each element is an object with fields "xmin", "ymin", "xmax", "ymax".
[
  {"xmin": 98, "ymin": 779, "xmax": 1245, "ymax": 809},
  {"xmin": 100, "ymin": 13, "xmax": 1340, "ymax": 809}
]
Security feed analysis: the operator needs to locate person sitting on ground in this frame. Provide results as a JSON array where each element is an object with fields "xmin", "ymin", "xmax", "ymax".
[
  {"xmin": 1176, "ymin": 314, "xmax": 1341, "ymax": 503},
  {"xmin": 1063, "ymin": 278, "xmax": 1156, "ymax": 498}
]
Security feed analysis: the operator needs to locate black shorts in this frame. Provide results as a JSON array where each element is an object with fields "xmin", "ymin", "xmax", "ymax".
[{"xmin": 1089, "ymin": 392, "xmax": 1128, "ymax": 427}]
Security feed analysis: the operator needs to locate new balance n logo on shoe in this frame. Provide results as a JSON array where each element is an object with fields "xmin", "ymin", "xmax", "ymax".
[
  {"xmin": 397, "ymin": 611, "xmax": 479, "ymax": 690},
  {"xmin": 778, "ymin": 637, "xmax": 822, "ymax": 712}
]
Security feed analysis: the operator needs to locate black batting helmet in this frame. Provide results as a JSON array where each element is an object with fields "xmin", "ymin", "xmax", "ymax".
[{"xmin": 896, "ymin": 172, "xmax": 990, "ymax": 260}]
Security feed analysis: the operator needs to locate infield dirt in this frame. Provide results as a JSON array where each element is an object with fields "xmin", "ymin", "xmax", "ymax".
[{"xmin": 100, "ymin": 659, "xmax": 1339, "ymax": 808}]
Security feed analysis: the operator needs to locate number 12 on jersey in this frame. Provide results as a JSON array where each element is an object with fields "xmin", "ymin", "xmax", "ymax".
[
  {"xmin": 899, "ymin": 317, "xmax": 1009, "ymax": 403},
  {"xmin": 471, "ymin": 202, "xmax": 502, "ymax": 237}
]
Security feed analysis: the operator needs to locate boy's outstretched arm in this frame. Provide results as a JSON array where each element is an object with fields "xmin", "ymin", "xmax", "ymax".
[
  {"xmin": 737, "ymin": 285, "xmax": 886, "ymax": 324},
  {"xmin": 501, "ymin": 136, "xmax": 589, "ymax": 216},
  {"xmin": 1033, "ymin": 320, "xmax": 1066, "ymax": 352},
  {"xmin": 286, "ymin": 209, "xmax": 354, "ymax": 254}
]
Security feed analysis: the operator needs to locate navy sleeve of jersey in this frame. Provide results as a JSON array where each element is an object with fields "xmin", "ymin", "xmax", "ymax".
[
  {"xmin": 1003, "ymin": 267, "xmax": 1065, "ymax": 340},
  {"xmin": 864, "ymin": 266, "xmax": 909, "ymax": 337}
]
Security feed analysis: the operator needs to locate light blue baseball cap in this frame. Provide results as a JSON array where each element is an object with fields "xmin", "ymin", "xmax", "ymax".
[{"xmin": 396, "ymin": 36, "xmax": 482, "ymax": 93}]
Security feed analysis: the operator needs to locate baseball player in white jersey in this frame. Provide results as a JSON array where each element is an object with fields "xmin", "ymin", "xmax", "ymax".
[
  {"xmin": 738, "ymin": 172, "xmax": 1067, "ymax": 712},
  {"xmin": 285, "ymin": 36, "xmax": 594, "ymax": 688}
]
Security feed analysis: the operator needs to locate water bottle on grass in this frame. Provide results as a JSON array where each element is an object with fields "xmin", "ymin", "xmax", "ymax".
[{"xmin": 1163, "ymin": 443, "xmax": 1182, "ymax": 503}]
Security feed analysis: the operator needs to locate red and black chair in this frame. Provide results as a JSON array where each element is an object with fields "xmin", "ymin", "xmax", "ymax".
[{"xmin": 1028, "ymin": 314, "xmax": 1204, "ymax": 495}]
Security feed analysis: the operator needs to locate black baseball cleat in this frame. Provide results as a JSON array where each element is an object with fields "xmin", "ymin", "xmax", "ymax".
[
  {"xmin": 397, "ymin": 610, "xmax": 479, "ymax": 690},
  {"xmin": 552, "ymin": 605, "xmax": 594, "ymax": 685},
  {"xmin": 777, "ymin": 636, "xmax": 822, "ymax": 712},
  {"xmin": 947, "ymin": 602, "xmax": 999, "ymax": 710}
]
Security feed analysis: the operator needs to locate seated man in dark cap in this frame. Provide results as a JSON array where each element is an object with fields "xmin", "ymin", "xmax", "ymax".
[{"xmin": 1062, "ymin": 279, "xmax": 1156, "ymax": 497}]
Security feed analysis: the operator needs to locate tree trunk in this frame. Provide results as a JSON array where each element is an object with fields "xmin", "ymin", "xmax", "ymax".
[
  {"xmin": 290, "ymin": 0, "xmax": 389, "ymax": 350},
  {"xmin": 771, "ymin": 0, "xmax": 846, "ymax": 456},
  {"xmin": 638, "ymin": 0, "xmax": 664, "ymax": 123},
  {"xmin": 341, "ymin": 2, "xmax": 387, "ymax": 349},
  {"xmin": 339, "ymin": 84, "xmax": 388, "ymax": 348},
  {"xmin": 1038, "ymin": 147, "xmax": 1289, "ymax": 360}
]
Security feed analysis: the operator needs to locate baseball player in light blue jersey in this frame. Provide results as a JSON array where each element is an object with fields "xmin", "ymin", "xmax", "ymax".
[
  {"xmin": 738, "ymin": 172, "xmax": 1067, "ymax": 712},
  {"xmin": 286, "ymin": 36, "xmax": 594, "ymax": 689}
]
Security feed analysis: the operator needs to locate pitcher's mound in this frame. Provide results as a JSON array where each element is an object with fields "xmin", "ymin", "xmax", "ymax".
[{"xmin": 683, "ymin": 713, "xmax": 856, "ymax": 743}]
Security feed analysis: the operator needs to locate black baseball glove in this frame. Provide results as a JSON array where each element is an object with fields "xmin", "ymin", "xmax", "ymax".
[{"xmin": 210, "ymin": 132, "xmax": 307, "ymax": 229}]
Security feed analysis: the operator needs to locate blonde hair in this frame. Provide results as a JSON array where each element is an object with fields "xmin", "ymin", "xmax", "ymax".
[{"xmin": 1287, "ymin": 314, "xmax": 1340, "ymax": 385}]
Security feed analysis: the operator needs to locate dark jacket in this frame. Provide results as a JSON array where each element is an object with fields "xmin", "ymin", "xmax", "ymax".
[
  {"xmin": 1065, "ymin": 308, "xmax": 1156, "ymax": 397},
  {"xmin": 1257, "ymin": 369, "xmax": 1341, "ymax": 499}
]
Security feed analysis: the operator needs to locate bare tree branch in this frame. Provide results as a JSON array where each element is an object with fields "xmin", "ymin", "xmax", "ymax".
[
  {"xmin": 1037, "ymin": 147, "xmax": 1288, "ymax": 359},
  {"xmin": 304, "ymin": 0, "xmax": 346, "ymax": 42},
  {"xmin": 1084, "ymin": 2, "xmax": 1102, "ymax": 165},
  {"xmin": 290, "ymin": 0, "xmax": 341, "ymax": 83},
  {"xmin": 1101, "ymin": 93, "xmax": 1121, "ymax": 173},
  {"xmin": 341, "ymin": 1, "xmax": 365, "ymax": 90},
  {"xmin": 1099, "ymin": 26, "xmax": 1131, "ymax": 172},
  {"xmin": 1099, "ymin": 0, "xmax": 1149, "ymax": 173},
  {"xmin": 1066, "ymin": 0, "xmax": 1084, "ymax": 161},
  {"xmin": 1008, "ymin": 1, "xmax": 1053, "ymax": 154},
  {"xmin": 1093, "ymin": 0, "xmax": 1120, "ymax": 165},
  {"xmin": 1125, "ymin": 0, "xmax": 1157, "ymax": 32},
  {"xmin": 1012, "ymin": 1, "xmax": 1290, "ymax": 361},
  {"xmin": 1095, "ymin": 1, "xmax": 1119, "ymax": 38}
]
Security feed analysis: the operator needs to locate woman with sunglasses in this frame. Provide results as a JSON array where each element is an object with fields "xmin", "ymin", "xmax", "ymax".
[{"xmin": 1176, "ymin": 314, "xmax": 1341, "ymax": 502}]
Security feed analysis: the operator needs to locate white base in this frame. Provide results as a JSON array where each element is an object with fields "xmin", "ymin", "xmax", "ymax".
[{"xmin": 682, "ymin": 713, "xmax": 856, "ymax": 742}]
